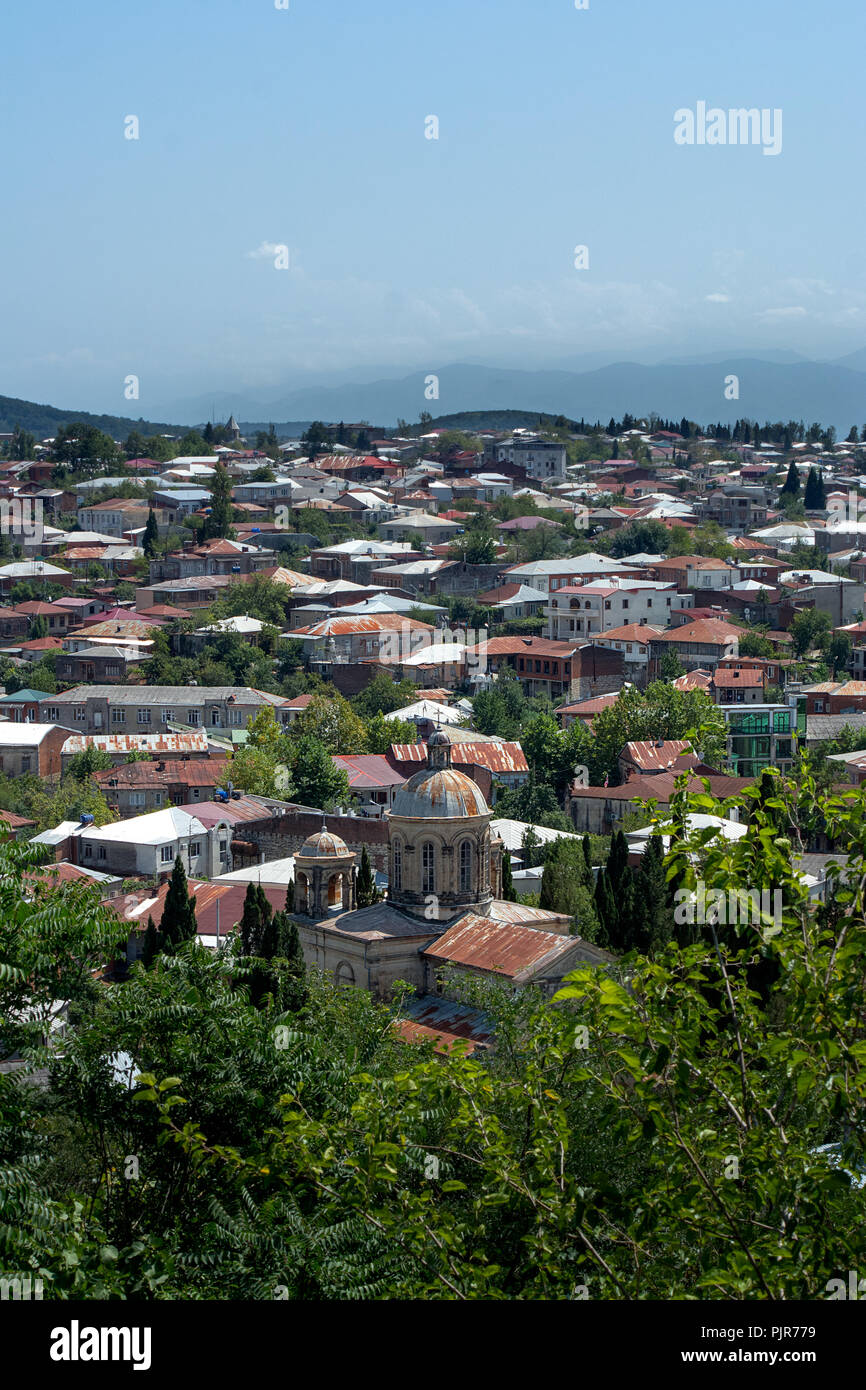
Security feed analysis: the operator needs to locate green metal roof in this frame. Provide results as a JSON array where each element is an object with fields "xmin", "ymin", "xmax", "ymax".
[{"xmin": 0, "ymin": 688, "xmax": 53, "ymax": 703}]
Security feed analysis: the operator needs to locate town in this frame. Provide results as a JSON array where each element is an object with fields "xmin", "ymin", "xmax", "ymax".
[
  {"xmin": 2, "ymin": 404, "xmax": 864, "ymax": 1307},
  {"xmin": 0, "ymin": 410, "xmax": 861, "ymax": 1026}
]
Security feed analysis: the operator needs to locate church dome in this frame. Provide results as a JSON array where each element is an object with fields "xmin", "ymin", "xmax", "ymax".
[
  {"xmin": 297, "ymin": 828, "xmax": 350, "ymax": 858},
  {"xmin": 391, "ymin": 767, "xmax": 489, "ymax": 819}
]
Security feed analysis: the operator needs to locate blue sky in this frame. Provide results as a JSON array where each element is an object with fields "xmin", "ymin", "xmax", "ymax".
[{"xmin": 1, "ymin": 0, "xmax": 863, "ymax": 418}]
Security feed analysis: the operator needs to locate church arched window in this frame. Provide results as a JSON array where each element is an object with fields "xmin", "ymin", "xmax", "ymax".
[
  {"xmin": 459, "ymin": 840, "xmax": 472, "ymax": 892},
  {"xmin": 392, "ymin": 839, "xmax": 402, "ymax": 892},
  {"xmin": 422, "ymin": 841, "xmax": 436, "ymax": 894}
]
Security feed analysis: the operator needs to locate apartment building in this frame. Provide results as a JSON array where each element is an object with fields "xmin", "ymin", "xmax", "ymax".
[
  {"xmin": 41, "ymin": 685, "xmax": 291, "ymax": 735},
  {"xmin": 76, "ymin": 499, "xmax": 165, "ymax": 538},
  {"xmin": 491, "ymin": 437, "xmax": 568, "ymax": 481},
  {"xmin": 547, "ymin": 579, "xmax": 685, "ymax": 640}
]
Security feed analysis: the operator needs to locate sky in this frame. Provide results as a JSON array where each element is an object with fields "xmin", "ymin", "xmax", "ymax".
[{"xmin": 1, "ymin": 0, "xmax": 864, "ymax": 419}]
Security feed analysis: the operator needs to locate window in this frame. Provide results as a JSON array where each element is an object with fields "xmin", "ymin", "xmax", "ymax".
[
  {"xmin": 422, "ymin": 842, "xmax": 435, "ymax": 895},
  {"xmin": 160, "ymin": 845, "xmax": 173, "ymax": 863},
  {"xmin": 112, "ymin": 708, "xmax": 125, "ymax": 724},
  {"xmin": 459, "ymin": 840, "xmax": 472, "ymax": 893},
  {"xmin": 392, "ymin": 839, "xmax": 402, "ymax": 892},
  {"xmin": 137, "ymin": 709, "xmax": 151, "ymax": 724}
]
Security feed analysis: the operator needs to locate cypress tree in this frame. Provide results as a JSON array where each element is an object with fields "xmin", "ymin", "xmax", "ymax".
[
  {"xmin": 804, "ymin": 467, "xmax": 826, "ymax": 510},
  {"xmin": 142, "ymin": 508, "xmax": 159, "ymax": 557},
  {"xmin": 275, "ymin": 910, "xmax": 307, "ymax": 1011},
  {"xmin": 501, "ymin": 848, "xmax": 516, "ymax": 901},
  {"xmin": 159, "ymin": 856, "xmax": 197, "ymax": 953},
  {"xmin": 780, "ymin": 459, "xmax": 800, "ymax": 496},
  {"xmin": 203, "ymin": 463, "xmax": 235, "ymax": 539},
  {"xmin": 637, "ymin": 834, "xmax": 672, "ymax": 955},
  {"xmin": 606, "ymin": 830, "xmax": 629, "ymax": 901},
  {"xmin": 240, "ymin": 881, "xmax": 265, "ymax": 957},
  {"xmin": 593, "ymin": 869, "xmax": 614, "ymax": 950},
  {"xmin": 356, "ymin": 845, "xmax": 377, "ymax": 907},
  {"xmin": 141, "ymin": 915, "xmax": 161, "ymax": 969}
]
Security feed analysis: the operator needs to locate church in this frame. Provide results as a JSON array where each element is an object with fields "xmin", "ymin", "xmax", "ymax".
[{"xmin": 293, "ymin": 729, "xmax": 610, "ymax": 1000}]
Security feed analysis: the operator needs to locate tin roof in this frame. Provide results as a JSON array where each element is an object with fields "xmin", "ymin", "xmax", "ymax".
[
  {"xmin": 621, "ymin": 740, "xmax": 697, "ymax": 771},
  {"xmin": 422, "ymin": 915, "xmax": 581, "ymax": 979},
  {"xmin": 332, "ymin": 754, "xmax": 408, "ymax": 789},
  {"xmin": 61, "ymin": 730, "xmax": 211, "ymax": 755}
]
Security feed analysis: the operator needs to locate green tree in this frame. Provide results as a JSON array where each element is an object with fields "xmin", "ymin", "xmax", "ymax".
[
  {"xmin": 365, "ymin": 711, "xmax": 418, "ymax": 753},
  {"xmin": 356, "ymin": 845, "xmax": 379, "ymax": 908},
  {"xmin": 659, "ymin": 648, "xmax": 684, "ymax": 680},
  {"xmin": 158, "ymin": 856, "xmax": 198, "ymax": 955},
  {"xmin": 780, "ymin": 459, "xmax": 801, "ymax": 497},
  {"xmin": 202, "ymin": 463, "xmax": 235, "ymax": 540},
  {"xmin": 803, "ymin": 467, "xmax": 826, "ymax": 510},
  {"xmin": 66, "ymin": 746, "xmax": 114, "ymax": 782},
  {"xmin": 791, "ymin": 608, "xmax": 832, "ymax": 656},
  {"xmin": 290, "ymin": 694, "xmax": 368, "ymax": 755},
  {"xmin": 500, "ymin": 848, "xmax": 516, "ymax": 901},
  {"xmin": 142, "ymin": 508, "xmax": 159, "ymax": 557},
  {"xmin": 288, "ymin": 736, "xmax": 351, "ymax": 810},
  {"xmin": 826, "ymin": 631, "xmax": 852, "ymax": 677}
]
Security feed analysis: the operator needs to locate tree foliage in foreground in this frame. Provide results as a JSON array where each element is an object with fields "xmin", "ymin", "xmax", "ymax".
[{"xmin": 1, "ymin": 766, "xmax": 865, "ymax": 1297}]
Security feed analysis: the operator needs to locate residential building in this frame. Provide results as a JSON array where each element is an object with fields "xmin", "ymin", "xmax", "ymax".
[
  {"xmin": 491, "ymin": 437, "xmax": 567, "ymax": 481},
  {"xmin": 0, "ymin": 723, "xmax": 70, "ymax": 777},
  {"xmin": 546, "ymin": 579, "xmax": 684, "ymax": 640},
  {"xmin": 42, "ymin": 686, "xmax": 291, "ymax": 735},
  {"xmin": 646, "ymin": 618, "xmax": 742, "ymax": 680},
  {"xmin": 65, "ymin": 807, "xmax": 232, "ymax": 880}
]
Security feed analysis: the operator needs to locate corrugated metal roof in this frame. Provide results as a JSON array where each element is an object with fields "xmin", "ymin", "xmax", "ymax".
[
  {"xmin": 177, "ymin": 797, "xmax": 269, "ymax": 826},
  {"xmin": 422, "ymin": 914, "xmax": 578, "ymax": 978},
  {"xmin": 393, "ymin": 997, "xmax": 493, "ymax": 1053},
  {"xmin": 94, "ymin": 758, "xmax": 228, "ymax": 789},
  {"xmin": 622, "ymin": 740, "xmax": 695, "ymax": 771},
  {"xmin": 61, "ymin": 731, "xmax": 211, "ymax": 755},
  {"xmin": 332, "ymin": 754, "xmax": 407, "ymax": 789}
]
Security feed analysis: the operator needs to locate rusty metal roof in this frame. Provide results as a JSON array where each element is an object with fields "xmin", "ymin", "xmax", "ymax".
[
  {"xmin": 422, "ymin": 914, "xmax": 579, "ymax": 979},
  {"xmin": 388, "ymin": 740, "xmax": 527, "ymax": 774},
  {"xmin": 61, "ymin": 731, "xmax": 211, "ymax": 756},
  {"xmin": 622, "ymin": 739, "xmax": 696, "ymax": 772},
  {"xmin": 391, "ymin": 767, "xmax": 490, "ymax": 819},
  {"xmin": 393, "ymin": 997, "xmax": 493, "ymax": 1054}
]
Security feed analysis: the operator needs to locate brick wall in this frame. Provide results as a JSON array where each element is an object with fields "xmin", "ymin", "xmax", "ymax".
[{"xmin": 238, "ymin": 810, "xmax": 390, "ymax": 870}]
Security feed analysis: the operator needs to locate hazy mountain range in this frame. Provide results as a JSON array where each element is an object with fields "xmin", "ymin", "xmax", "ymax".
[
  {"xmin": 4, "ymin": 348, "xmax": 866, "ymax": 439},
  {"xmin": 173, "ymin": 351, "xmax": 866, "ymax": 435}
]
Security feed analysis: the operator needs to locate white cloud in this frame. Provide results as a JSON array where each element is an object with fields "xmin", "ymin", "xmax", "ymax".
[
  {"xmin": 244, "ymin": 241, "xmax": 285, "ymax": 260},
  {"xmin": 757, "ymin": 305, "xmax": 808, "ymax": 320}
]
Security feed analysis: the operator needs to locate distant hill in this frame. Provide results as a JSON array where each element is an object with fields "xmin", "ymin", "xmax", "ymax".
[
  {"xmin": 0, "ymin": 393, "xmax": 187, "ymax": 440},
  {"xmin": 227, "ymin": 357, "xmax": 866, "ymax": 434},
  {"xmin": 8, "ymin": 346, "xmax": 866, "ymax": 444}
]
